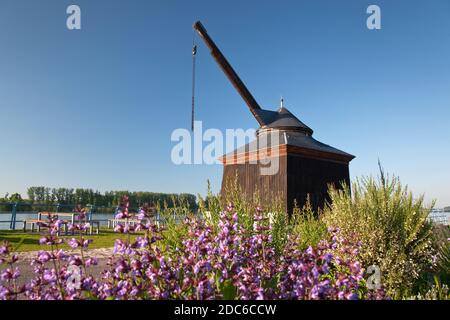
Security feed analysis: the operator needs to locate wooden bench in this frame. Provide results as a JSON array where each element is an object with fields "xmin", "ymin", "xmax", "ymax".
[
  {"xmin": 38, "ymin": 212, "xmax": 80, "ymax": 225},
  {"xmin": 22, "ymin": 219, "xmax": 45, "ymax": 232},
  {"xmin": 107, "ymin": 218, "xmax": 144, "ymax": 229},
  {"xmin": 88, "ymin": 220, "xmax": 100, "ymax": 235},
  {"xmin": 22, "ymin": 219, "xmax": 68, "ymax": 235}
]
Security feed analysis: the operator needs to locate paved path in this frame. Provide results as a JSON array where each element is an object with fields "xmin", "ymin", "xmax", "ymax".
[
  {"xmin": 15, "ymin": 247, "xmax": 115, "ymax": 261},
  {"xmin": 1, "ymin": 248, "xmax": 115, "ymax": 289}
]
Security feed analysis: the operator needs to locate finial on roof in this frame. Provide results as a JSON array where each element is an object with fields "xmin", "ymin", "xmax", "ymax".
[{"xmin": 280, "ymin": 96, "xmax": 284, "ymax": 108}]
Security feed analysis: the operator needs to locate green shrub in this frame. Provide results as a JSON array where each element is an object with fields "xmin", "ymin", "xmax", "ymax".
[
  {"xmin": 429, "ymin": 225, "xmax": 450, "ymax": 286},
  {"xmin": 323, "ymin": 165, "xmax": 436, "ymax": 298},
  {"xmin": 291, "ymin": 199, "xmax": 328, "ymax": 251},
  {"xmin": 156, "ymin": 194, "xmax": 193, "ymax": 252},
  {"xmin": 406, "ymin": 276, "xmax": 449, "ymax": 300}
]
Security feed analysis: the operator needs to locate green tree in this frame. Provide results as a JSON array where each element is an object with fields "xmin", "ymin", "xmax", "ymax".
[{"xmin": 8, "ymin": 193, "xmax": 23, "ymax": 203}]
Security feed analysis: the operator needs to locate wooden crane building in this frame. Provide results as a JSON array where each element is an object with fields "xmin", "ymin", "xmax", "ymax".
[{"xmin": 193, "ymin": 21, "xmax": 355, "ymax": 214}]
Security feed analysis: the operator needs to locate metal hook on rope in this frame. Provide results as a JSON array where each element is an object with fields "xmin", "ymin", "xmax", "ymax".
[{"xmin": 191, "ymin": 34, "xmax": 197, "ymax": 132}]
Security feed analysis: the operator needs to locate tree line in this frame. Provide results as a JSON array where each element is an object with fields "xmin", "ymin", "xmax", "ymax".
[{"xmin": 0, "ymin": 187, "xmax": 196, "ymax": 211}]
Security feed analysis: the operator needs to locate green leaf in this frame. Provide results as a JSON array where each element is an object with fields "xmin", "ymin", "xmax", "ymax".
[{"xmin": 221, "ymin": 279, "xmax": 237, "ymax": 300}]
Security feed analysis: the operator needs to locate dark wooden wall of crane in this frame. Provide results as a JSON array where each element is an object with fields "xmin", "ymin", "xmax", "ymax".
[{"xmin": 221, "ymin": 154, "xmax": 350, "ymax": 214}]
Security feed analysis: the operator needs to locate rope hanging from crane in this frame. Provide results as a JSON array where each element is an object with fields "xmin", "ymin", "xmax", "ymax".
[{"xmin": 191, "ymin": 34, "xmax": 197, "ymax": 132}]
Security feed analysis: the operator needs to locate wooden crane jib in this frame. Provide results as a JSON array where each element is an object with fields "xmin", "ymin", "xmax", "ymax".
[{"xmin": 193, "ymin": 21, "xmax": 265, "ymax": 126}]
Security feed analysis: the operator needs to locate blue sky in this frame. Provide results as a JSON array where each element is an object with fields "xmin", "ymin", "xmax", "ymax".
[{"xmin": 0, "ymin": 0, "xmax": 449, "ymax": 206}]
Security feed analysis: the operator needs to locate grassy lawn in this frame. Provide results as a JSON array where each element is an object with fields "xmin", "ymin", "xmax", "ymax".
[{"xmin": 0, "ymin": 228, "xmax": 143, "ymax": 252}]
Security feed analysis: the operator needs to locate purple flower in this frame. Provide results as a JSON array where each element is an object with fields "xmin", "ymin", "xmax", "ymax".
[
  {"xmin": 85, "ymin": 257, "xmax": 98, "ymax": 267},
  {"xmin": 114, "ymin": 224, "xmax": 124, "ymax": 233},
  {"xmin": 311, "ymin": 266, "xmax": 320, "ymax": 278},
  {"xmin": 345, "ymin": 292, "xmax": 358, "ymax": 300},
  {"xmin": 130, "ymin": 287, "xmax": 139, "ymax": 296},
  {"xmin": 12, "ymin": 268, "xmax": 20, "ymax": 280},
  {"xmin": 115, "ymin": 211, "xmax": 126, "ymax": 219},
  {"xmin": 55, "ymin": 249, "xmax": 68, "ymax": 260},
  {"xmin": 114, "ymin": 260, "xmax": 129, "ymax": 274},
  {"xmin": 0, "ymin": 286, "xmax": 9, "ymax": 300},
  {"xmin": 113, "ymin": 239, "xmax": 130, "ymax": 254},
  {"xmin": 68, "ymin": 238, "xmax": 80, "ymax": 249},
  {"xmin": 37, "ymin": 251, "xmax": 52, "ymax": 263},
  {"xmin": 310, "ymin": 286, "xmax": 320, "ymax": 299},
  {"xmin": 193, "ymin": 261, "xmax": 201, "ymax": 274},
  {"xmin": 42, "ymin": 269, "xmax": 57, "ymax": 283},
  {"xmin": 135, "ymin": 237, "xmax": 149, "ymax": 248},
  {"xmin": 39, "ymin": 237, "xmax": 50, "ymax": 245},
  {"xmin": 68, "ymin": 256, "xmax": 83, "ymax": 266},
  {"xmin": 0, "ymin": 203, "xmax": 388, "ymax": 300},
  {"xmin": 0, "ymin": 245, "xmax": 9, "ymax": 255},
  {"xmin": 137, "ymin": 207, "xmax": 148, "ymax": 220},
  {"xmin": 321, "ymin": 253, "xmax": 333, "ymax": 263},
  {"xmin": 350, "ymin": 261, "xmax": 361, "ymax": 273},
  {"xmin": 197, "ymin": 279, "xmax": 213, "ymax": 299},
  {"xmin": 82, "ymin": 239, "xmax": 92, "ymax": 248},
  {"xmin": 0, "ymin": 269, "xmax": 12, "ymax": 281}
]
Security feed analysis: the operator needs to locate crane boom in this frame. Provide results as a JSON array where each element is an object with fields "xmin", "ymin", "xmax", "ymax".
[{"xmin": 193, "ymin": 21, "xmax": 264, "ymax": 126}]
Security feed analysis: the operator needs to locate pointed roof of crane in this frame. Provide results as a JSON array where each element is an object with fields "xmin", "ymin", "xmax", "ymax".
[
  {"xmin": 253, "ymin": 98, "xmax": 314, "ymax": 135},
  {"xmin": 226, "ymin": 131, "xmax": 355, "ymax": 161}
]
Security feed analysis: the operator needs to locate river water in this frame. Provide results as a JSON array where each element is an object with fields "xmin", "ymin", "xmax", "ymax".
[
  {"xmin": 428, "ymin": 211, "xmax": 450, "ymax": 225},
  {"xmin": 0, "ymin": 212, "xmax": 116, "ymax": 230}
]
